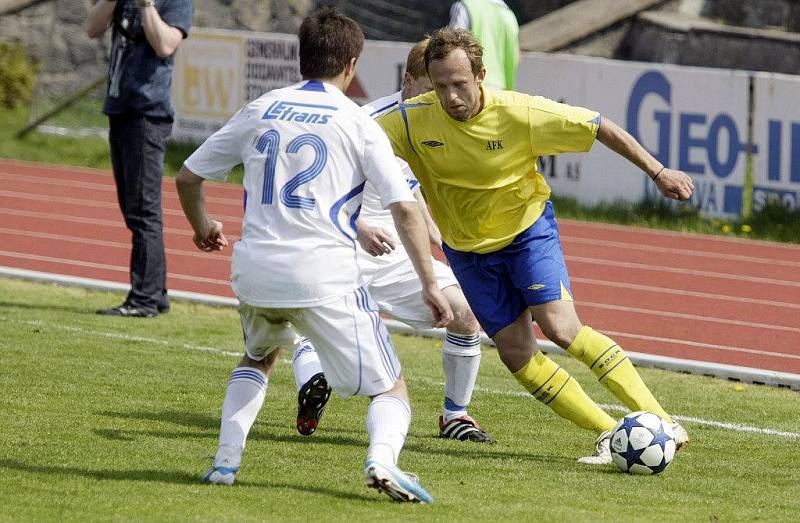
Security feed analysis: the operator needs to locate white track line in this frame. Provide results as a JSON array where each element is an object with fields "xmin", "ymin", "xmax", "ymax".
[
  {"xmin": 6, "ymin": 233, "xmax": 796, "ymax": 335},
  {"xmin": 3, "ymin": 158, "xmax": 797, "ymax": 252},
  {"xmin": 0, "ymin": 172, "xmax": 118, "ymax": 192},
  {"xmin": 6, "ymin": 191, "xmax": 795, "ymax": 287},
  {"xmin": 0, "ymin": 208, "xmax": 242, "ymax": 243},
  {"xmin": 561, "ymin": 218, "xmax": 800, "ymax": 252},
  {"xmin": 2, "ymin": 210, "xmax": 792, "ymax": 311},
  {"xmin": 568, "ymin": 255, "xmax": 800, "ymax": 288},
  {"xmin": 572, "ymin": 277, "xmax": 800, "ymax": 310},
  {"xmin": 580, "ymin": 301, "xmax": 800, "ymax": 334},
  {"xmin": 5, "ymin": 266, "xmax": 800, "ymax": 389},
  {"xmin": 0, "ymin": 169, "xmax": 244, "ymax": 200},
  {"xmin": 565, "ymin": 236, "xmax": 800, "ymax": 268},
  {"xmin": 2, "ymin": 209, "xmax": 793, "ymax": 311},
  {"xmin": 0, "ymin": 228, "xmax": 233, "ymax": 261},
  {"xmin": 0, "ymin": 159, "xmax": 111, "ymax": 175},
  {"xmin": 5, "ymin": 316, "xmax": 799, "ymax": 440},
  {"xmin": 4, "ymin": 317, "xmax": 242, "ymax": 357},
  {"xmin": 601, "ymin": 329, "xmax": 800, "ymax": 361},
  {"xmin": 3, "ymin": 174, "xmax": 238, "ymax": 206},
  {"xmin": 0, "ymin": 262, "xmax": 794, "ymax": 362},
  {"xmin": 408, "ymin": 376, "xmax": 800, "ymax": 439},
  {"xmin": 0, "ymin": 190, "xmax": 243, "ymax": 222},
  {"xmin": 0, "ymin": 251, "xmax": 231, "ymax": 286},
  {"xmin": 0, "ymin": 207, "xmax": 186, "ymax": 232}
]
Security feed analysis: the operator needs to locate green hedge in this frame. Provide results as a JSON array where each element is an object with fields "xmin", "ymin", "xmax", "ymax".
[{"xmin": 0, "ymin": 42, "xmax": 37, "ymax": 109}]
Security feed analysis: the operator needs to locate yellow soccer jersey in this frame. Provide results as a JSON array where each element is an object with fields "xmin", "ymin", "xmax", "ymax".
[{"xmin": 376, "ymin": 87, "xmax": 600, "ymax": 253}]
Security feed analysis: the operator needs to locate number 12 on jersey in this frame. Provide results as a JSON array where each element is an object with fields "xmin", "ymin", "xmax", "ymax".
[{"xmin": 255, "ymin": 130, "xmax": 328, "ymax": 210}]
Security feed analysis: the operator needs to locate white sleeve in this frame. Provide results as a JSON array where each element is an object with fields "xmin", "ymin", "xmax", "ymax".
[
  {"xmin": 183, "ymin": 106, "xmax": 255, "ymax": 180},
  {"xmin": 359, "ymin": 117, "xmax": 415, "ymax": 208},
  {"xmin": 395, "ymin": 156, "xmax": 420, "ymax": 193},
  {"xmin": 449, "ymin": 2, "xmax": 470, "ymax": 29}
]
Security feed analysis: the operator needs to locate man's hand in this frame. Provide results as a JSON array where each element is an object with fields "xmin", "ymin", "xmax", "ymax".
[
  {"xmin": 193, "ymin": 219, "xmax": 228, "ymax": 252},
  {"xmin": 357, "ymin": 222, "xmax": 396, "ymax": 256},
  {"xmin": 422, "ymin": 283, "xmax": 454, "ymax": 328},
  {"xmin": 654, "ymin": 168, "xmax": 694, "ymax": 201}
]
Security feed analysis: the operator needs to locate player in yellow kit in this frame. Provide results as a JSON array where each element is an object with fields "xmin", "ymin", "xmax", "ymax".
[{"xmin": 377, "ymin": 28, "xmax": 693, "ymax": 463}]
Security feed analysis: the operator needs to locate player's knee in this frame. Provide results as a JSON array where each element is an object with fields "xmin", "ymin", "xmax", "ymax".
[
  {"xmin": 494, "ymin": 336, "xmax": 536, "ymax": 372},
  {"xmin": 378, "ymin": 375, "xmax": 409, "ymax": 402},
  {"xmin": 539, "ymin": 318, "xmax": 582, "ymax": 349},
  {"xmin": 448, "ymin": 304, "xmax": 481, "ymax": 334},
  {"xmin": 242, "ymin": 348, "xmax": 281, "ymax": 374},
  {"xmin": 442, "ymin": 286, "xmax": 481, "ymax": 334}
]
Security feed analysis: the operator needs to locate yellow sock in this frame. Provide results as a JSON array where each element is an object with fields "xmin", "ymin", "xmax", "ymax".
[
  {"xmin": 567, "ymin": 326, "xmax": 672, "ymax": 423},
  {"xmin": 513, "ymin": 352, "xmax": 616, "ymax": 433}
]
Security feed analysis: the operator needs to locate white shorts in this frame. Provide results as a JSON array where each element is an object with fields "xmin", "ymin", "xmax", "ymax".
[
  {"xmin": 359, "ymin": 246, "xmax": 459, "ymax": 329},
  {"xmin": 238, "ymin": 287, "xmax": 400, "ymax": 397}
]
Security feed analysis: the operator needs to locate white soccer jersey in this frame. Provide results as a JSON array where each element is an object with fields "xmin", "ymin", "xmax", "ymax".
[
  {"xmin": 184, "ymin": 80, "xmax": 415, "ymax": 307},
  {"xmin": 358, "ymin": 91, "xmax": 419, "ymax": 234}
]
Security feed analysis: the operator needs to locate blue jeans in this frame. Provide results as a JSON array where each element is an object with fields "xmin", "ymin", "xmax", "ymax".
[{"xmin": 108, "ymin": 114, "xmax": 172, "ymax": 313}]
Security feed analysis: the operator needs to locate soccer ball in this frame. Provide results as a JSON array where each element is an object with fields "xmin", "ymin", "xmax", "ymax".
[{"xmin": 610, "ymin": 411, "xmax": 676, "ymax": 475}]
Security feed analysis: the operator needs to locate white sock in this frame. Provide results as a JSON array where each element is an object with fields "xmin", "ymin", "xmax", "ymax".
[
  {"xmin": 215, "ymin": 366, "xmax": 267, "ymax": 468},
  {"xmin": 366, "ymin": 394, "xmax": 411, "ymax": 466},
  {"xmin": 292, "ymin": 337, "xmax": 324, "ymax": 392},
  {"xmin": 442, "ymin": 331, "xmax": 482, "ymax": 423}
]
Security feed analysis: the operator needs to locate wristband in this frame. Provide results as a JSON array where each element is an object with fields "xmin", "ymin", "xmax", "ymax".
[
  {"xmin": 651, "ymin": 166, "xmax": 665, "ymax": 181},
  {"xmin": 139, "ymin": 0, "xmax": 155, "ymax": 7}
]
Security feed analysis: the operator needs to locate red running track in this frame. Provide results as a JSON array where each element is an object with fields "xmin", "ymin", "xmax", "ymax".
[{"xmin": 2, "ymin": 159, "xmax": 799, "ymax": 374}]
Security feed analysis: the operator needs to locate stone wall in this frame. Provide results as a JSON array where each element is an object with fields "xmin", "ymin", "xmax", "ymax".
[
  {"xmin": 0, "ymin": 0, "xmax": 574, "ymax": 90},
  {"xmin": 0, "ymin": 0, "xmax": 314, "ymax": 94},
  {"xmin": 506, "ymin": 0, "xmax": 576, "ymax": 25},
  {"xmin": 702, "ymin": 0, "xmax": 800, "ymax": 31},
  {"xmin": 336, "ymin": 0, "xmax": 579, "ymax": 43},
  {"xmin": 333, "ymin": 0, "xmax": 450, "ymax": 42},
  {"xmin": 620, "ymin": 10, "xmax": 800, "ymax": 75},
  {"xmin": 4, "ymin": 0, "xmax": 800, "ymax": 95}
]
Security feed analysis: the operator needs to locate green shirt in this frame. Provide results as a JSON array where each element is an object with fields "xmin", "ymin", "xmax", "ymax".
[{"xmin": 453, "ymin": 0, "xmax": 520, "ymax": 90}]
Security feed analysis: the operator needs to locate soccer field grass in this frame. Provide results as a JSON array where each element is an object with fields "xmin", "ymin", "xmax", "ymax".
[{"xmin": 1, "ymin": 278, "xmax": 798, "ymax": 522}]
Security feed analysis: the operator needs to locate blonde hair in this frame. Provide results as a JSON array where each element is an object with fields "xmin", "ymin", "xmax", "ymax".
[
  {"xmin": 405, "ymin": 38, "xmax": 430, "ymax": 79},
  {"xmin": 424, "ymin": 28, "xmax": 483, "ymax": 76}
]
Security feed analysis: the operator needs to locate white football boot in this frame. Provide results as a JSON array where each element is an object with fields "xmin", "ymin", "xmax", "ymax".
[
  {"xmin": 577, "ymin": 430, "xmax": 613, "ymax": 465},
  {"xmin": 364, "ymin": 459, "xmax": 433, "ymax": 504},
  {"xmin": 671, "ymin": 422, "xmax": 689, "ymax": 450}
]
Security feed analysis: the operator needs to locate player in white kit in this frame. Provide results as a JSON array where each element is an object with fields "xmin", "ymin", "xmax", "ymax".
[
  {"xmin": 175, "ymin": 9, "xmax": 452, "ymax": 503},
  {"xmin": 292, "ymin": 39, "xmax": 493, "ymax": 444}
]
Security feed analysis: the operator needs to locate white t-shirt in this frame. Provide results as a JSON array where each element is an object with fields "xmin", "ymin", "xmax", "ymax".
[
  {"xmin": 184, "ymin": 80, "xmax": 415, "ymax": 307},
  {"xmin": 358, "ymin": 91, "xmax": 419, "ymax": 235}
]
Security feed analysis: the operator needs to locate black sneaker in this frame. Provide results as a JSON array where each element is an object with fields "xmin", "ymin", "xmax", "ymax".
[
  {"xmin": 439, "ymin": 415, "xmax": 494, "ymax": 443},
  {"xmin": 96, "ymin": 304, "xmax": 157, "ymax": 318},
  {"xmin": 296, "ymin": 372, "xmax": 332, "ymax": 436}
]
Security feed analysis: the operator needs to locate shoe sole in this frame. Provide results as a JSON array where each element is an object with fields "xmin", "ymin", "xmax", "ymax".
[
  {"xmin": 440, "ymin": 429, "xmax": 494, "ymax": 443},
  {"xmin": 576, "ymin": 456, "xmax": 613, "ymax": 465},
  {"xmin": 672, "ymin": 424, "xmax": 689, "ymax": 451},
  {"xmin": 296, "ymin": 373, "xmax": 331, "ymax": 436},
  {"xmin": 439, "ymin": 418, "xmax": 494, "ymax": 443},
  {"xmin": 201, "ymin": 467, "xmax": 238, "ymax": 486},
  {"xmin": 365, "ymin": 465, "xmax": 429, "ymax": 503}
]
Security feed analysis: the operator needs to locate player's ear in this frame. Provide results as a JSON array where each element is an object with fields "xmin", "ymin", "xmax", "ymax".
[
  {"xmin": 404, "ymin": 71, "xmax": 414, "ymax": 88},
  {"xmin": 476, "ymin": 67, "xmax": 486, "ymax": 83},
  {"xmin": 342, "ymin": 57, "xmax": 358, "ymax": 89}
]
